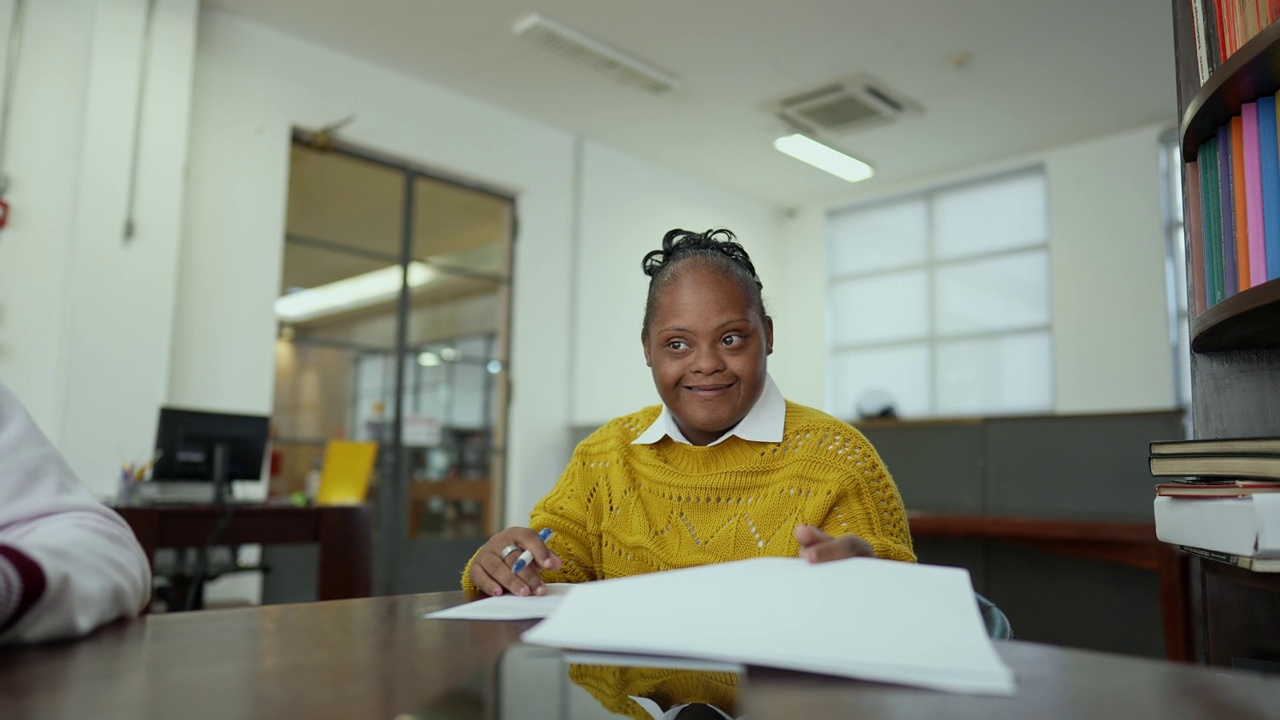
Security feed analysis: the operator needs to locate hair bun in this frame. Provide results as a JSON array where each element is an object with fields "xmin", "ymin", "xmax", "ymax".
[{"xmin": 641, "ymin": 228, "xmax": 760, "ymax": 288}]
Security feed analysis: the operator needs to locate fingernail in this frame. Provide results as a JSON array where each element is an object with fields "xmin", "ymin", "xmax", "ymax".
[
  {"xmin": 492, "ymin": 588, "xmax": 502, "ymax": 597},
  {"xmin": 519, "ymin": 588, "xmax": 530, "ymax": 597},
  {"xmin": 535, "ymin": 586, "xmax": 546, "ymax": 596}
]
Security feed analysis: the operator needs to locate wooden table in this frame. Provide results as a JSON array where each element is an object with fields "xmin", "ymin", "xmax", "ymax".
[
  {"xmin": 2, "ymin": 592, "xmax": 1277, "ymax": 719},
  {"xmin": 115, "ymin": 504, "xmax": 373, "ymax": 603},
  {"xmin": 908, "ymin": 512, "xmax": 1193, "ymax": 662}
]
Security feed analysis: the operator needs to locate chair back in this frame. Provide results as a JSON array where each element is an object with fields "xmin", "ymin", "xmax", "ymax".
[{"xmin": 975, "ymin": 592, "xmax": 1012, "ymax": 640}]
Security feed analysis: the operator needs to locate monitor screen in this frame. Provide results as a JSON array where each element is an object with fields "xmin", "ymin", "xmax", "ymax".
[{"xmin": 151, "ymin": 407, "xmax": 269, "ymax": 483}]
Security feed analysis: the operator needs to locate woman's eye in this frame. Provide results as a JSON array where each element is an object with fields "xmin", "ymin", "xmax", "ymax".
[
  {"xmin": 721, "ymin": 334, "xmax": 742, "ymax": 347},
  {"xmin": 667, "ymin": 340, "xmax": 688, "ymax": 351}
]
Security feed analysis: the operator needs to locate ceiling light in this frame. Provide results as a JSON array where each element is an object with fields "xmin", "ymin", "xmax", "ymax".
[
  {"xmin": 440, "ymin": 347, "xmax": 460, "ymax": 362},
  {"xmin": 417, "ymin": 351, "xmax": 442, "ymax": 367},
  {"xmin": 274, "ymin": 261, "xmax": 435, "ymax": 322},
  {"xmin": 773, "ymin": 134, "xmax": 874, "ymax": 183},
  {"xmin": 486, "ymin": 360, "xmax": 503, "ymax": 375}
]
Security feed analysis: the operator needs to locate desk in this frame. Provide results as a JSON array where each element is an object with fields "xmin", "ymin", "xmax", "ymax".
[
  {"xmin": 115, "ymin": 505, "xmax": 373, "ymax": 603},
  {"xmin": 908, "ymin": 512, "xmax": 1193, "ymax": 662},
  {"xmin": 2, "ymin": 592, "xmax": 1277, "ymax": 719}
]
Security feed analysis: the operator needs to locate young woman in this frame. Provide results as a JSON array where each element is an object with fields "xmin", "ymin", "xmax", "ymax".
[{"xmin": 464, "ymin": 229, "xmax": 914, "ymax": 597}]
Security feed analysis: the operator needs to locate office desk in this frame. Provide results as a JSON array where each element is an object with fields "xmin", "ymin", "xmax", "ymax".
[
  {"xmin": 115, "ymin": 504, "xmax": 373, "ymax": 602},
  {"xmin": 2, "ymin": 592, "xmax": 1276, "ymax": 719},
  {"xmin": 908, "ymin": 512, "xmax": 1193, "ymax": 662}
]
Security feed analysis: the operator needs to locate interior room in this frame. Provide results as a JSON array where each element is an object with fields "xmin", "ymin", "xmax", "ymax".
[{"xmin": 4, "ymin": 0, "xmax": 1279, "ymax": 716}]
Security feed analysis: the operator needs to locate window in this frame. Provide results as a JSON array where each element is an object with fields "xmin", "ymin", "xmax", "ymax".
[
  {"xmin": 1161, "ymin": 133, "xmax": 1193, "ymax": 409},
  {"xmin": 826, "ymin": 169, "xmax": 1053, "ymax": 420}
]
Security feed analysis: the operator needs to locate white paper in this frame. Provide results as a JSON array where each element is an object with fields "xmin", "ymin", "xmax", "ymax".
[
  {"xmin": 521, "ymin": 557, "xmax": 1016, "ymax": 695},
  {"xmin": 1256, "ymin": 494, "xmax": 1280, "ymax": 555},
  {"xmin": 562, "ymin": 651, "xmax": 743, "ymax": 673},
  {"xmin": 1155, "ymin": 496, "xmax": 1280, "ymax": 558},
  {"xmin": 425, "ymin": 584, "xmax": 574, "ymax": 620}
]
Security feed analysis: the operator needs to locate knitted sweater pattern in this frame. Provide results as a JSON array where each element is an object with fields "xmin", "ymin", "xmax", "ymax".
[{"xmin": 462, "ymin": 401, "xmax": 915, "ymax": 591}]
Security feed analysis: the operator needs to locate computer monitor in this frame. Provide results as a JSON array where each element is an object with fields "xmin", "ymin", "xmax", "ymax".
[{"xmin": 151, "ymin": 407, "xmax": 269, "ymax": 487}]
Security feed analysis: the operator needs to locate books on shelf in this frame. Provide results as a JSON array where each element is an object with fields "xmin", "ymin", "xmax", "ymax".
[
  {"xmin": 1188, "ymin": 1, "xmax": 1280, "ymax": 85},
  {"xmin": 1189, "ymin": 95, "xmax": 1280, "ymax": 308},
  {"xmin": 1151, "ymin": 437, "xmax": 1280, "ymax": 455},
  {"xmin": 1180, "ymin": 544, "xmax": 1280, "ymax": 571},
  {"xmin": 1157, "ymin": 480, "xmax": 1280, "ymax": 497},
  {"xmin": 1150, "ymin": 453, "xmax": 1280, "ymax": 478},
  {"xmin": 1154, "ymin": 494, "xmax": 1280, "ymax": 557}
]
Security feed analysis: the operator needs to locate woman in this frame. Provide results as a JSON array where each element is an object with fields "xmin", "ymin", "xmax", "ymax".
[{"xmin": 464, "ymin": 228, "xmax": 914, "ymax": 597}]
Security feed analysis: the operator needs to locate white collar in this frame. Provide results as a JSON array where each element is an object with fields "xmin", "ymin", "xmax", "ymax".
[
  {"xmin": 632, "ymin": 374, "xmax": 785, "ymax": 447},
  {"xmin": 629, "ymin": 696, "xmax": 738, "ymax": 720}
]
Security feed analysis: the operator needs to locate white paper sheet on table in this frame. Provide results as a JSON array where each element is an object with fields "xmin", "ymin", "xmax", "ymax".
[
  {"xmin": 521, "ymin": 557, "xmax": 1016, "ymax": 695},
  {"xmin": 424, "ymin": 583, "xmax": 575, "ymax": 620}
]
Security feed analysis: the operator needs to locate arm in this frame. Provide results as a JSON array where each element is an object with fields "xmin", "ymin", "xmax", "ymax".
[
  {"xmin": 461, "ymin": 446, "xmax": 601, "ymax": 594},
  {"xmin": 0, "ymin": 384, "xmax": 151, "ymax": 645},
  {"xmin": 798, "ymin": 434, "xmax": 916, "ymax": 564}
]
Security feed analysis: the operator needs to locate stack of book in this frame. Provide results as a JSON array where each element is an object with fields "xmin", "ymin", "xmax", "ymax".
[
  {"xmin": 1188, "ymin": 1, "xmax": 1280, "ymax": 85},
  {"xmin": 1151, "ymin": 437, "xmax": 1280, "ymax": 572}
]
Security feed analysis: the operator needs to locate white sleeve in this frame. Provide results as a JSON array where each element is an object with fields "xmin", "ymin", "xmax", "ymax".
[{"xmin": 0, "ymin": 383, "xmax": 151, "ymax": 644}]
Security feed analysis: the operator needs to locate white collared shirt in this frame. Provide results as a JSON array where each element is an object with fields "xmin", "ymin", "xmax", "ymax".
[
  {"xmin": 632, "ymin": 374, "xmax": 785, "ymax": 447},
  {"xmin": 629, "ymin": 695, "xmax": 738, "ymax": 720}
]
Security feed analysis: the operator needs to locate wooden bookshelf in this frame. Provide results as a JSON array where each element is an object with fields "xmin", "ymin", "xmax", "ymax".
[
  {"xmin": 1190, "ymin": 277, "xmax": 1280, "ymax": 350},
  {"xmin": 1171, "ymin": 0, "xmax": 1280, "ymax": 667}
]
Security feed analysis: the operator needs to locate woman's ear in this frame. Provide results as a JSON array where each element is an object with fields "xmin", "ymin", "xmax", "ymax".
[
  {"xmin": 641, "ymin": 332, "xmax": 652, "ymax": 367},
  {"xmin": 764, "ymin": 315, "xmax": 775, "ymax": 355}
]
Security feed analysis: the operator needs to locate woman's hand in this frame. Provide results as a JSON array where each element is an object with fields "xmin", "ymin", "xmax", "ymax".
[
  {"xmin": 794, "ymin": 524, "xmax": 875, "ymax": 563},
  {"xmin": 469, "ymin": 526, "xmax": 562, "ymax": 597}
]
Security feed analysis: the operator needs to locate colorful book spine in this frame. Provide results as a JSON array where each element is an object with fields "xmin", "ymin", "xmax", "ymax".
[
  {"xmin": 1187, "ymin": 159, "xmax": 1209, "ymax": 315},
  {"xmin": 1268, "ymin": 93, "xmax": 1280, "ymax": 280},
  {"xmin": 1243, "ymin": 102, "xmax": 1267, "ymax": 287},
  {"xmin": 1218, "ymin": 123, "xmax": 1239, "ymax": 298},
  {"xmin": 1203, "ymin": 136, "xmax": 1225, "ymax": 306},
  {"xmin": 1231, "ymin": 115, "xmax": 1251, "ymax": 290}
]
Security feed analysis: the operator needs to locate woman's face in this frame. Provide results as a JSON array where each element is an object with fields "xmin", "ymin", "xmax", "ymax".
[{"xmin": 642, "ymin": 263, "xmax": 773, "ymax": 445}]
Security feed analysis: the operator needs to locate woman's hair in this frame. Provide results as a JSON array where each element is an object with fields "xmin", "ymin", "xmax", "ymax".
[{"xmin": 641, "ymin": 228, "xmax": 768, "ymax": 336}]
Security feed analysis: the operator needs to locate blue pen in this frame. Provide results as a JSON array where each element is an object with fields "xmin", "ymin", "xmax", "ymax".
[{"xmin": 511, "ymin": 528, "xmax": 553, "ymax": 574}]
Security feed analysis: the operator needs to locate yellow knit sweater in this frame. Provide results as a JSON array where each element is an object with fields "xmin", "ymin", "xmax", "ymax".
[{"xmin": 461, "ymin": 401, "xmax": 914, "ymax": 592}]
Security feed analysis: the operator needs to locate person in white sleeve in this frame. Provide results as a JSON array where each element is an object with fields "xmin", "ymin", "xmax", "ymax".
[{"xmin": 0, "ymin": 382, "xmax": 151, "ymax": 644}]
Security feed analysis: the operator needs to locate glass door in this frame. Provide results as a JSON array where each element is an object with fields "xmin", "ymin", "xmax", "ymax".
[{"xmin": 274, "ymin": 135, "xmax": 514, "ymax": 596}]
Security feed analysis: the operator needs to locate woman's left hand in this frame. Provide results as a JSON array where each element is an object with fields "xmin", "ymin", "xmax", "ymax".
[{"xmin": 794, "ymin": 524, "xmax": 876, "ymax": 563}]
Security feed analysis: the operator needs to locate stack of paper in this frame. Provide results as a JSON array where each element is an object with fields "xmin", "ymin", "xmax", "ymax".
[
  {"xmin": 1154, "ymin": 494, "xmax": 1280, "ymax": 557},
  {"xmin": 521, "ymin": 557, "xmax": 1015, "ymax": 695}
]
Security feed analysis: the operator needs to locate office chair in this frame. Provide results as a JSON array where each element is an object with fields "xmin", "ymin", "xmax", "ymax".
[{"xmin": 975, "ymin": 593, "xmax": 1012, "ymax": 640}]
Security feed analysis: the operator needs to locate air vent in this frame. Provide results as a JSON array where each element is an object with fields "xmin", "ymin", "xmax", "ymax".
[
  {"xmin": 772, "ymin": 74, "xmax": 921, "ymax": 135},
  {"xmin": 513, "ymin": 13, "xmax": 682, "ymax": 95}
]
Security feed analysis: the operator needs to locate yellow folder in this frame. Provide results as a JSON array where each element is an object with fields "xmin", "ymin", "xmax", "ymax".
[{"xmin": 315, "ymin": 440, "xmax": 378, "ymax": 506}]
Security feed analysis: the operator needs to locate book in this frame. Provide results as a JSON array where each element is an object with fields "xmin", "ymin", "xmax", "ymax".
[
  {"xmin": 1258, "ymin": 94, "xmax": 1280, "ymax": 281},
  {"xmin": 1202, "ymin": 135, "xmax": 1224, "ymax": 305},
  {"xmin": 1218, "ymin": 123, "xmax": 1238, "ymax": 298},
  {"xmin": 1151, "ymin": 437, "xmax": 1280, "ymax": 455},
  {"xmin": 1157, "ymin": 480, "xmax": 1280, "ymax": 497},
  {"xmin": 1154, "ymin": 494, "xmax": 1280, "ymax": 558},
  {"xmin": 314, "ymin": 440, "xmax": 378, "ymax": 505},
  {"xmin": 1150, "ymin": 454, "xmax": 1280, "ymax": 478},
  {"xmin": 1186, "ymin": 159, "xmax": 1208, "ymax": 315},
  {"xmin": 1242, "ymin": 101, "xmax": 1267, "ymax": 287},
  {"xmin": 1179, "ymin": 544, "xmax": 1280, "ymax": 571},
  {"xmin": 1231, "ymin": 115, "xmax": 1250, "ymax": 290}
]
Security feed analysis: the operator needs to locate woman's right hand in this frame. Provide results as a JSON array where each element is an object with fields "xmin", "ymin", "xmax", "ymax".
[{"xmin": 469, "ymin": 526, "xmax": 562, "ymax": 597}]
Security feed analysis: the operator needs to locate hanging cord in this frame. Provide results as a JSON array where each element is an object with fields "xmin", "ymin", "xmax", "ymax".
[
  {"xmin": 0, "ymin": 0, "xmax": 26, "ymax": 196},
  {"xmin": 122, "ymin": 0, "xmax": 156, "ymax": 241}
]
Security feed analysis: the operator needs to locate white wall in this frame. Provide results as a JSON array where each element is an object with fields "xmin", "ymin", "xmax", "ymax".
[
  {"xmin": 570, "ymin": 140, "xmax": 783, "ymax": 426},
  {"xmin": 0, "ymin": 0, "xmax": 197, "ymax": 493},
  {"xmin": 777, "ymin": 121, "xmax": 1177, "ymax": 416},
  {"xmin": 177, "ymin": 8, "xmax": 580, "ymax": 528}
]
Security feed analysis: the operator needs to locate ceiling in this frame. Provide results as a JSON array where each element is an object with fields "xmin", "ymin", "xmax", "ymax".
[{"xmin": 209, "ymin": 0, "xmax": 1178, "ymax": 206}]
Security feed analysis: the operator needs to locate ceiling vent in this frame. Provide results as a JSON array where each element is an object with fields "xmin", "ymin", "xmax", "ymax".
[
  {"xmin": 513, "ymin": 13, "xmax": 682, "ymax": 95},
  {"xmin": 771, "ymin": 74, "xmax": 921, "ymax": 135}
]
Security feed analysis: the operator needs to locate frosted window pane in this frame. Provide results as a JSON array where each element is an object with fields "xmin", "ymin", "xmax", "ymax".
[
  {"xmin": 934, "ymin": 172, "xmax": 1047, "ymax": 259},
  {"xmin": 935, "ymin": 250, "xmax": 1050, "ymax": 335},
  {"xmin": 831, "ymin": 271, "xmax": 928, "ymax": 346},
  {"xmin": 452, "ymin": 364, "xmax": 488, "ymax": 429},
  {"xmin": 1172, "ymin": 225, "xmax": 1188, "ymax": 314},
  {"xmin": 829, "ymin": 345, "xmax": 931, "ymax": 420},
  {"xmin": 935, "ymin": 332, "xmax": 1053, "ymax": 415},
  {"xmin": 828, "ymin": 199, "xmax": 928, "ymax": 275},
  {"xmin": 1169, "ymin": 144, "xmax": 1184, "ymax": 223}
]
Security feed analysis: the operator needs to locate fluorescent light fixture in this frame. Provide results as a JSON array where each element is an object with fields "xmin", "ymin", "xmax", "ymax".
[
  {"xmin": 440, "ymin": 347, "xmax": 460, "ymax": 362},
  {"xmin": 417, "ymin": 351, "xmax": 441, "ymax": 367},
  {"xmin": 274, "ymin": 261, "xmax": 435, "ymax": 322},
  {"xmin": 486, "ymin": 360, "xmax": 503, "ymax": 375},
  {"xmin": 773, "ymin": 133, "xmax": 874, "ymax": 183}
]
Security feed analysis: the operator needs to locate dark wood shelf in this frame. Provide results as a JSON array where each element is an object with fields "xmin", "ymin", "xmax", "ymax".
[
  {"xmin": 1190, "ymin": 277, "xmax": 1280, "ymax": 351},
  {"xmin": 1181, "ymin": 20, "xmax": 1280, "ymax": 159}
]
